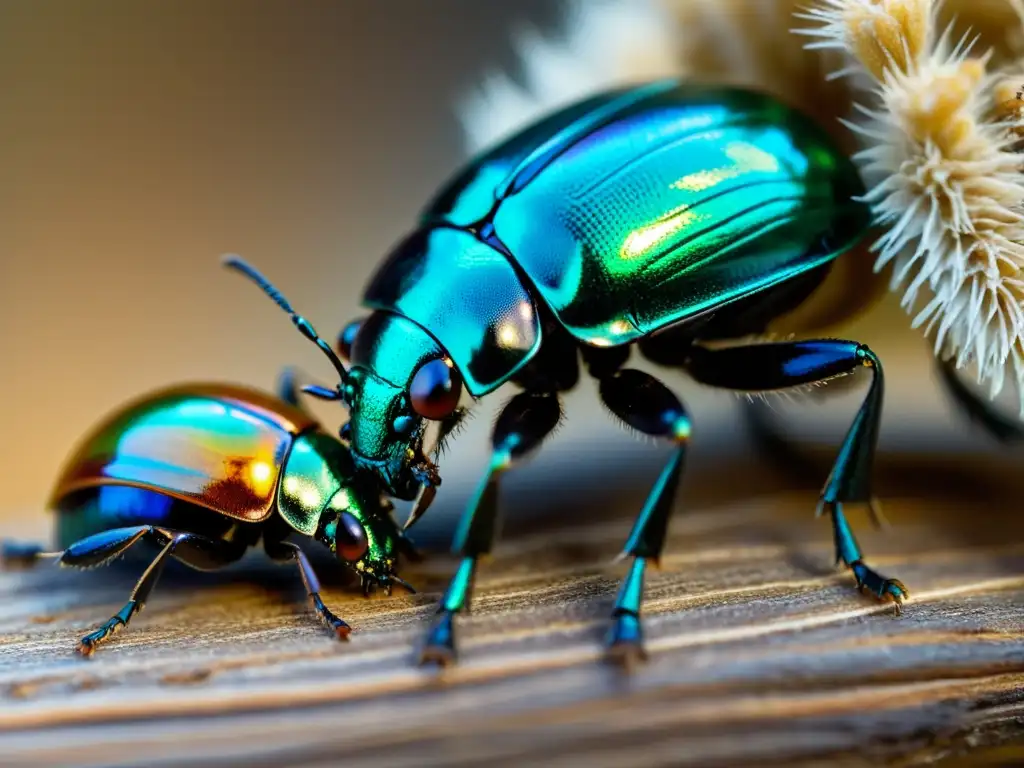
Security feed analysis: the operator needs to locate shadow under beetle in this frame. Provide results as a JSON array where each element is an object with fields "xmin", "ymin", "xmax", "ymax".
[
  {"xmin": 228, "ymin": 80, "xmax": 910, "ymax": 668},
  {"xmin": 2, "ymin": 324, "xmax": 414, "ymax": 655}
]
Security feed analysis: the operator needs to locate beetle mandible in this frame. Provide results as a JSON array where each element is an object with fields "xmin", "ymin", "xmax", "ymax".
[
  {"xmin": 2, "ymin": 269, "xmax": 414, "ymax": 655},
  {"xmin": 230, "ymin": 81, "xmax": 908, "ymax": 667}
]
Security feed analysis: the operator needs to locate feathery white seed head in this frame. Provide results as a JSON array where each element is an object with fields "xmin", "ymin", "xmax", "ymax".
[{"xmin": 798, "ymin": 0, "xmax": 1024, "ymax": 413}]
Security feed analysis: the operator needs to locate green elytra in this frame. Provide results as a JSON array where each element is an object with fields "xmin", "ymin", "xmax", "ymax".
[
  {"xmin": 361, "ymin": 81, "xmax": 867, "ymax": 389},
  {"xmin": 228, "ymin": 81, "xmax": 906, "ymax": 668}
]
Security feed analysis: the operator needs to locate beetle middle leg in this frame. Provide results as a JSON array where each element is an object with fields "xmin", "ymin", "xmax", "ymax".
[
  {"xmin": 590, "ymin": 355, "xmax": 692, "ymax": 667},
  {"xmin": 681, "ymin": 339, "xmax": 909, "ymax": 611},
  {"xmin": 52, "ymin": 525, "xmax": 247, "ymax": 654},
  {"xmin": 264, "ymin": 540, "xmax": 352, "ymax": 640},
  {"xmin": 419, "ymin": 390, "xmax": 563, "ymax": 666}
]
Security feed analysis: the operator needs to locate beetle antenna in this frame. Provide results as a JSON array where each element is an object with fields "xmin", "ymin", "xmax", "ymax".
[{"xmin": 222, "ymin": 254, "xmax": 349, "ymax": 385}]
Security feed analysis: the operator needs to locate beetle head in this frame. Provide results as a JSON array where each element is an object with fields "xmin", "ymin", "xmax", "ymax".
[
  {"xmin": 278, "ymin": 433, "xmax": 414, "ymax": 595},
  {"xmin": 315, "ymin": 486, "xmax": 412, "ymax": 595},
  {"xmin": 222, "ymin": 254, "xmax": 462, "ymax": 528},
  {"xmin": 343, "ymin": 311, "xmax": 466, "ymax": 519}
]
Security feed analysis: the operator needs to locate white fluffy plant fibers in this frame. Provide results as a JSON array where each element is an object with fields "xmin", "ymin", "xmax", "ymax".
[
  {"xmin": 459, "ymin": 0, "xmax": 857, "ymax": 153},
  {"xmin": 458, "ymin": 0, "xmax": 679, "ymax": 152},
  {"xmin": 799, "ymin": 0, "xmax": 1024, "ymax": 414}
]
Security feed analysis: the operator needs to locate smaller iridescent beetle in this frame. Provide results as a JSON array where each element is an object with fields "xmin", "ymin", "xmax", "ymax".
[{"xmin": 1, "ymin": 267, "xmax": 413, "ymax": 655}]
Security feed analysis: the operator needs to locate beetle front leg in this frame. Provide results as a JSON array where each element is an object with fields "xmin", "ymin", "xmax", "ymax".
[
  {"xmin": 597, "ymin": 369, "xmax": 691, "ymax": 667},
  {"xmin": 685, "ymin": 339, "xmax": 909, "ymax": 611},
  {"xmin": 419, "ymin": 390, "xmax": 563, "ymax": 667},
  {"xmin": 266, "ymin": 541, "xmax": 352, "ymax": 640}
]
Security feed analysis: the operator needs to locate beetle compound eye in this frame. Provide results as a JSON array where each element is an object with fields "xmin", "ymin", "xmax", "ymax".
[
  {"xmin": 336, "ymin": 318, "xmax": 364, "ymax": 362},
  {"xmin": 334, "ymin": 511, "xmax": 369, "ymax": 562},
  {"xmin": 410, "ymin": 358, "xmax": 462, "ymax": 421}
]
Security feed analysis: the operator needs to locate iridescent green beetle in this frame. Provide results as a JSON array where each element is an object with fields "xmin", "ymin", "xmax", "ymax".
[{"xmin": 229, "ymin": 81, "xmax": 907, "ymax": 667}]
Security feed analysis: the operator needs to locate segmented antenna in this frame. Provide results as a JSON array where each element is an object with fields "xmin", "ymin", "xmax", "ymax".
[{"xmin": 222, "ymin": 254, "xmax": 349, "ymax": 385}]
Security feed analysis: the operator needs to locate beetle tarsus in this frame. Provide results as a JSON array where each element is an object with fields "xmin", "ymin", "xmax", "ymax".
[
  {"xmin": 823, "ymin": 498, "xmax": 909, "ymax": 615},
  {"xmin": 78, "ymin": 600, "xmax": 138, "ymax": 656},
  {"xmin": 851, "ymin": 561, "xmax": 909, "ymax": 615},
  {"xmin": 59, "ymin": 527, "xmax": 245, "ymax": 654},
  {"xmin": 311, "ymin": 593, "xmax": 351, "ymax": 640},
  {"xmin": 606, "ymin": 611, "xmax": 647, "ymax": 670},
  {"xmin": 419, "ymin": 610, "xmax": 457, "ymax": 667},
  {"xmin": 604, "ymin": 557, "xmax": 652, "ymax": 665}
]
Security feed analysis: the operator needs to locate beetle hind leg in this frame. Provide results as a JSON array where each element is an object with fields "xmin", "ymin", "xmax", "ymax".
[
  {"xmin": 683, "ymin": 338, "xmax": 909, "ymax": 612},
  {"xmin": 54, "ymin": 526, "xmax": 245, "ymax": 655}
]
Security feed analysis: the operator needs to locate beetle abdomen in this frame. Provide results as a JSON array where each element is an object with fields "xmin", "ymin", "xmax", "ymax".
[
  {"xmin": 54, "ymin": 486, "xmax": 246, "ymax": 550},
  {"xmin": 50, "ymin": 384, "xmax": 317, "ymax": 523}
]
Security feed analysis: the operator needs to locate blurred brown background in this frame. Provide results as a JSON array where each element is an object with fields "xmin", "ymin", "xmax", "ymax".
[
  {"xmin": 0, "ymin": 0, "xmax": 561, "ymax": 513},
  {"xmin": 0, "ymin": 0, "xmax": 1018, "ymax": 523}
]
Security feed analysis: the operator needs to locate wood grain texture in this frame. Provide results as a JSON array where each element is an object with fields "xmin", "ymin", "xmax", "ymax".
[{"xmin": 1, "ymin": 452, "xmax": 1023, "ymax": 768}]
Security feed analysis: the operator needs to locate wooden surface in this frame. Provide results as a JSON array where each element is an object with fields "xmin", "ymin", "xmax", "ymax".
[{"xmin": 2, "ymin": 445, "xmax": 1024, "ymax": 767}]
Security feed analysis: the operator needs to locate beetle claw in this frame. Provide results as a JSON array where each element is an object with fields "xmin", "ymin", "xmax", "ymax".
[
  {"xmin": 851, "ymin": 561, "xmax": 909, "ymax": 615},
  {"xmin": 419, "ymin": 610, "xmax": 457, "ymax": 667},
  {"xmin": 404, "ymin": 485, "xmax": 436, "ymax": 531}
]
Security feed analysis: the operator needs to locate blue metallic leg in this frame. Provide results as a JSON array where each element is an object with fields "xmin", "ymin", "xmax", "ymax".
[
  {"xmin": 419, "ymin": 391, "xmax": 562, "ymax": 666},
  {"xmin": 598, "ymin": 369, "xmax": 691, "ymax": 666},
  {"xmin": 50, "ymin": 526, "xmax": 246, "ymax": 655},
  {"xmin": 266, "ymin": 541, "xmax": 351, "ymax": 640},
  {"xmin": 685, "ymin": 339, "xmax": 909, "ymax": 612}
]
